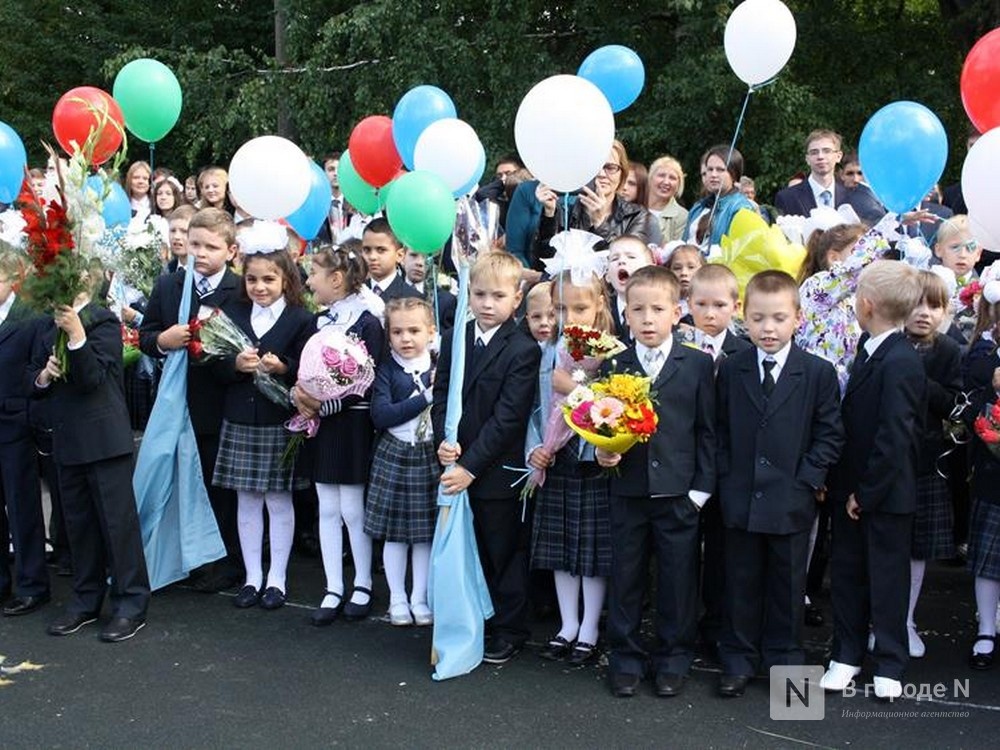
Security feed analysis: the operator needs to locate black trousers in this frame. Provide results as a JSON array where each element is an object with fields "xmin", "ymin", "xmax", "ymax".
[
  {"xmin": 196, "ymin": 432, "xmax": 242, "ymax": 579},
  {"xmin": 698, "ymin": 493, "xmax": 726, "ymax": 643},
  {"xmin": 830, "ymin": 501, "xmax": 912, "ymax": 680},
  {"xmin": 60, "ymin": 454, "xmax": 150, "ymax": 619},
  {"xmin": 608, "ymin": 494, "xmax": 699, "ymax": 677},
  {"xmin": 470, "ymin": 494, "xmax": 530, "ymax": 646},
  {"xmin": 719, "ymin": 526, "xmax": 809, "ymax": 677},
  {"xmin": 0, "ymin": 437, "xmax": 49, "ymax": 597}
]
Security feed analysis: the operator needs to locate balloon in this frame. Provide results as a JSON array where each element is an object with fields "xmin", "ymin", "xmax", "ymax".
[
  {"xmin": 348, "ymin": 116, "xmax": 402, "ymax": 188},
  {"xmin": 724, "ymin": 0, "xmax": 797, "ymax": 86},
  {"xmin": 454, "ymin": 150, "xmax": 486, "ymax": 198},
  {"xmin": 385, "ymin": 171, "xmax": 456, "ymax": 254},
  {"xmin": 960, "ymin": 28, "xmax": 1000, "ymax": 133},
  {"xmin": 859, "ymin": 101, "xmax": 948, "ymax": 215},
  {"xmin": 113, "ymin": 58, "xmax": 183, "ymax": 142},
  {"xmin": 968, "ymin": 213, "xmax": 1000, "ymax": 253},
  {"xmin": 413, "ymin": 118, "xmax": 485, "ymax": 199},
  {"xmin": 86, "ymin": 176, "xmax": 131, "ymax": 228},
  {"xmin": 577, "ymin": 45, "xmax": 645, "ymax": 113},
  {"xmin": 285, "ymin": 161, "xmax": 331, "ymax": 241},
  {"xmin": 229, "ymin": 136, "xmax": 312, "ymax": 220},
  {"xmin": 392, "ymin": 85, "xmax": 457, "ymax": 170},
  {"xmin": 962, "ymin": 128, "xmax": 1000, "ymax": 249},
  {"xmin": 0, "ymin": 121, "xmax": 27, "ymax": 204},
  {"xmin": 339, "ymin": 150, "xmax": 381, "ymax": 216},
  {"xmin": 716, "ymin": 209, "xmax": 806, "ymax": 298},
  {"xmin": 51, "ymin": 87, "xmax": 124, "ymax": 165},
  {"xmin": 514, "ymin": 75, "xmax": 615, "ymax": 193}
]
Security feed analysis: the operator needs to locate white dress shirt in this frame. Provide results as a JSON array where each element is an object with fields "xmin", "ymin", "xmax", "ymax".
[
  {"xmin": 251, "ymin": 297, "xmax": 286, "ymax": 339},
  {"xmin": 863, "ymin": 328, "xmax": 900, "ymax": 359},
  {"xmin": 808, "ymin": 175, "xmax": 836, "ymax": 208},
  {"xmin": 0, "ymin": 292, "xmax": 14, "ymax": 325},
  {"xmin": 757, "ymin": 341, "xmax": 792, "ymax": 384}
]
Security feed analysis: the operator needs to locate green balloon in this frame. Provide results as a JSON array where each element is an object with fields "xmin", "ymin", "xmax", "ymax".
[
  {"xmin": 385, "ymin": 170, "xmax": 456, "ymax": 254},
  {"xmin": 113, "ymin": 58, "xmax": 182, "ymax": 143},
  {"xmin": 340, "ymin": 150, "xmax": 380, "ymax": 216}
]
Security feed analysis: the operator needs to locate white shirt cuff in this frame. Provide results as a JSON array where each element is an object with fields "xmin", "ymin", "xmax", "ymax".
[
  {"xmin": 688, "ymin": 490, "xmax": 711, "ymax": 509},
  {"xmin": 67, "ymin": 337, "xmax": 86, "ymax": 351}
]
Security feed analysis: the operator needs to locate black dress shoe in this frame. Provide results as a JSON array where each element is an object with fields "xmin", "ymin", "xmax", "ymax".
[
  {"xmin": 804, "ymin": 603, "xmax": 825, "ymax": 627},
  {"xmin": 233, "ymin": 585, "xmax": 261, "ymax": 609},
  {"xmin": 567, "ymin": 641, "xmax": 598, "ymax": 665},
  {"xmin": 310, "ymin": 591, "xmax": 343, "ymax": 626},
  {"xmin": 655, "ymin": 672, "xmax": 685, "ymax": 698},
  {"xmin": 100, "ymin": 616, "xmax": 146, "ymax": 642},
  {"xmin": 610, "ymin": 672, "xmax": 641, "ymax": 698},
  {"xmin": 483, "ymin": 637, "xmax": 521, "ymax": 664},
  {"xmin": 2, "ymin": 593, "xmax": 51, "ymax": 616},
  {"xmin": 718, "ymin": 674, "xmax": 750, "ymax": 697},
  {"xmin": 969, "ymin": 635, "xmax": 996, "ymax": 670},
  {"xmin": 342, "ymin": 586, "xmax": 373, "ymax": 621},
  {"xmin": 259, "ymin": 587, "xmax": 287, "ymax": 610},
  {"xmin": 539, "ymin": 635, "xmax": 573, "ymax": 661},
  {"xmin": 47, "ymin": 611, "xmax": 99, "ymax": 636}
]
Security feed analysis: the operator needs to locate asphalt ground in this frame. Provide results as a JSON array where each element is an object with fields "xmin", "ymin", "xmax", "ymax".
[{"xmin": 1, "ymin": 553, "xmax": 997, "ymax": 749}]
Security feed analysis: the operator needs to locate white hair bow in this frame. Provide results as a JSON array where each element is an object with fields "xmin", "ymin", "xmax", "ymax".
[
  {"xmin": 981, "ymin": 261, "xmax": 1000, "ymax": 305},
  {"xmin": 542, "ymin": 229, "xmax": 608, "ymax": 286},
  {"xmin": 238, "ymin": 220, "xmax": 289, "ymax": 256}
]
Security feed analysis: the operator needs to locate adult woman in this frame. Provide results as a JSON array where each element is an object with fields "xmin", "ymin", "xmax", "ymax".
[
  {"xmin": 124, "ymin": 161, "xmax": 152, "ymax": 221},
  {"xmin": 532, "ymin": 140, "xmax": 660, "ymax": 269},
  {"xmin": 647, "ymin": 156, "xmax": 688, "ymax": 243},
  {"xmin": 618, "ymin": 162, "xmax": 647, "ymax": 207},
  {"xmin": 682, "ymin": 145, "xmax": 755, "ymax": 251}
]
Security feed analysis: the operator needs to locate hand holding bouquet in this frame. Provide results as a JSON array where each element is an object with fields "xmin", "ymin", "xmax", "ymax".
[
  {"xmin": 974, "ymin": 398, "xmax": 1000, "ymax": 460},
  {"xmin": 564, "ymin": 372, "xmax": 658, "ymax": 455}
]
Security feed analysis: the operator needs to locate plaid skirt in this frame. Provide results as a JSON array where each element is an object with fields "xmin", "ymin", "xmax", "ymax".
[
  {"xmin": 213, "ymin": 420, "xmax": 309, "ymax": 493},
  {"xmin": 364, "ymin": 433, "xmax": 440, "ymax": 543},
  {"xmin": 531, "ymin": 460, "xmax": 612, "ymax": 578},
  {"xmin": 912, "ymin": 473, "xmax": 955, "ymax": 560},
  {"xmin": 124, "ymin": 365, "xmax": 154, "ymax": 431},
  {"xmin": 968, "ymin": 498, "xmax": 1000, "ymax": 581}
]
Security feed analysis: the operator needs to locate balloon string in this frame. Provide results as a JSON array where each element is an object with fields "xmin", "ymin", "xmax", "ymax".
[
  {"xmin": 149, "ymin": 141, "xmax": 155, "ymax": 172},
  {"xmin": 430, "ymin": 253, "xmax": 441, "ymax": 331},
  {"xmin": 703, "ymin": 86, "xmax": 754, "ymax": 250}
]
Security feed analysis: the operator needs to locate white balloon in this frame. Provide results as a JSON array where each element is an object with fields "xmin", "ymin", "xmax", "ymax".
[
  {"xmin": 229, "ymin": 136, "xmax": 312, "ymax": 220},
  {"xmin": 413, "ymin": 118, "xmax": 485, "ymax": 196},
  {"xmin": 514, "ymin": 75, "xmax": 615, "ymax": 193},
  {"xmin": 962, "ymin": 128, "xmax": 1000, "ymax": 250},
  {"xmin": 724, "ymin": 0, "xmax": 797, "ymax": 86}
]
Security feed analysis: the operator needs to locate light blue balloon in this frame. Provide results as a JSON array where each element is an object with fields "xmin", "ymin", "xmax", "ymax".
[
  {"xmin": 87, "ymin": 176, "xmax": 131, "ymax": 228},
  {"xmin": 453, "ymin": 149, "xmax": 486, "ymax": 198},
  {"xmin": 859, "ymin": 101, "xmax": 948, "ymax": 215},
  {"xmin": 392, "ymin": 85, "xmax": 457, "ymax": 170},
  {"xmin": 0, "ymin": 121, "xmax": 27, "ymax": 204},
  {"xmin": 285, "ymin": 161, "xmax": 330, "ymax": 240},
  {"xmin": 577, "ymin": 45, "xmax": 645, "ymax": 113}
]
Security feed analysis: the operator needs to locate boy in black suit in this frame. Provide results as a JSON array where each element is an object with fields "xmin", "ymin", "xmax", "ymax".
[
  {"xmin": 362, "ymin": 218, "xmax": 424, "ymax": 303},
  {"xmin": 715, "ymin": 271, "xmax": 843, "ymax": 697},
  {"xmin": 140, "ymin": 207, "xmax": 243, "ymax": 592},
  {"xmin": 32, "ymin": 283, "xmax": 150, "ymax": 642},
  {"xmin": 596, "ymin": 265, "xmax": 716, "ymax": 698},
  {"xmin": 820, "ymin": 260, "xmax": 925, "ymax": 701},
  {"xmin": 432, "ymin": 251, "xmax": 541, "ymax": 664},
  {"xmin": 605, "ymin": 235, "xmax": 655, "ymax": 346}
]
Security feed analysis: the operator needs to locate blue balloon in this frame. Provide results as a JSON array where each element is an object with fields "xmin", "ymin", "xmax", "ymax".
[
  {"xmin": 285, "ymin": 161, "xmax": 330, "ymax": 241},
  {"xmin": 577, "ymin": 45, "xmax": 645, "ymax": 113},
  {"xmin": 87, "ymin": 176, "xmax": 131, "ymax": 228},
  {"xmin": 453, "ymin": 149, "xmax": 486, "ymax": 199},
  {"xmin": 392, "ymin": 85, "xmax": 457, "ymax": 170},
  {"xmin": 859, "ymin": 101, "xmax": 948, "ymax": 215},
  {"xmin": 0, "ymin": 121, "xmax": 27, "ymax": 204}
]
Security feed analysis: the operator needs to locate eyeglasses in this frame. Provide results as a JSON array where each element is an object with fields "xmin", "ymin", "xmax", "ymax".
[
  {"xmin": 599, "ymin": 163, "xmax": 622, "ymax": 176},
  {"xmin": 807, "ymin": 147, "xmax": 840, "ymax": 157},
  {"xmin": 944, "ymin": 240, "xmax": 979, "ymax": 255}
]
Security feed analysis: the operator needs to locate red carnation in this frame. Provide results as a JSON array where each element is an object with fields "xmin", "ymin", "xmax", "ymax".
[{"xmin": 187, "ymin": 340, "xmax": 204, "ymax": 358}]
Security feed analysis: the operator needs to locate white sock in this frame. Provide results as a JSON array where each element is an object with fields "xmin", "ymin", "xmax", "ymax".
[
  {"xmin": 908, "ymin": 559, "xmax": 926, "ymax": 627},
  {"xmin": 316, "ymin": 483, "xmax": 345, "ymax": 608},
  {"xmin": 553, "ymin": 571, "xmax": 581, "ymax": 642},
  {"xmin": 383, "ymin": 541, "xmax": 409, "ymax": 604},
  {"xmin": 975, "ymin": 577, "xmax": 999, "ymax": 654},
  {"xmin": 410, "ymin": 543, "xmax": 431, "ymax": 606},
  {"xmin": 237, "ymin": 491, "xmax": 265, "ymax": 589},
  {"xmin": 340, "ymin": 484, "xmax": 373, "ymax": 604},
  {"xmin": 579, "ymin": 576, "xmax": 607, "ymax": 646},
  {"xmin": 263, "ymin": 492, "xmax": 294, "ymax": 592}
]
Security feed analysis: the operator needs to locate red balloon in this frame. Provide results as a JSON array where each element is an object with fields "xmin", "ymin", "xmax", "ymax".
[
  {"xmin": 961, "ymin": 28, "xmax": 1000, "ymax": 134},
  {"xmin": 52, "ymin": 87, "xmax": 125, "ymax": 165},
  {"xmin": 348, "ymin": 116, "xmax": 402, "ymax": 188}
]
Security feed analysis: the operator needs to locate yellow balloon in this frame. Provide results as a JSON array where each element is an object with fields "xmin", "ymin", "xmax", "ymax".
[{"xmin": 713, "ymin": 209, "xmax": 805, "ymax": 298}]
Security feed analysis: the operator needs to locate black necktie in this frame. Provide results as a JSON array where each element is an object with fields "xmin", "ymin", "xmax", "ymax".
[
  {"xmin": 762, "ymin": 358, "xmax": 777, "ymax": 398},
  {"xmin": 471, "ymin": 336, "xmax": 486, "ymax": 369},
  {"xmin": 372, "ymin": 283, "xmax": 383, "ymax": 297},
  {"xmin": 851, "ymin": 347, "xmax": 870, "ymax": 375}
]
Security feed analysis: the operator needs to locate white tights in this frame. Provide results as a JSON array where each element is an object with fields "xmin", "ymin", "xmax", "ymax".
[
  {"xmin": 974, "ymin": 577, "xmax": 999, "ymax": 654},
  {"xmin": 383, "ymin": 542, "xmax": 432, "ymax": 606},
  {"xmin": 236, "ymin": 490, "xmax": 294, "ymax": 592},
  {"xmin": 316, "ymin": 483, "xmax": 372, "ymax": 608},
  {"xmin": 553, "ymin": 571, "xmax": 606, "ymax": 646}
]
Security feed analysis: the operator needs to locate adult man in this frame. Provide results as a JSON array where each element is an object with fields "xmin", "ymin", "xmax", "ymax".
[{"xmin": 317, "ymin": 152, "xmax": 349, "ymax": 244}]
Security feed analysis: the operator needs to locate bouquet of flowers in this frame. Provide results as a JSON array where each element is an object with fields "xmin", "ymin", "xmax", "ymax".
[
  {"xmin": 116, "ymin": 222, "xmax": 165, "ymax": 298},
  {"xmin": 974, "ymin": 399, "xmax": 1000, "ymax": 460},
  {"xmin": 121, "ymin": 323, "xmax": 141, "ymax": 368},
  {"xmin": 959, "ymin": 280, "xmax": 983, "ymax": 311},
  {"xmin": 281, "ymin": 327, "xmax": 376, "ymax": 465},
  {"xmin": 563, "ymin": 372, "xmax": 658, "ymax": 454}
]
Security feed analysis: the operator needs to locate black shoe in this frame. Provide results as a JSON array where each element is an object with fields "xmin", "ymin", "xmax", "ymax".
[
  {"xmin": 100, "ymin": 616, "xmax": 146, "ymax": 642},
  {"xmin": 0, "ymin": 587, "xmax": 10, "ymax": 605},
  {"xmin": 610, "ymin": 672, "xmax": 641, "ymax": 698},
  {"xmin": 969, "ymin": 635, "xmax": 996, "ymax": 670},
  {"xmin": 260, "ymin": 587, "xmax": 287, "ymax": 610},
  {"xmin": 539, "ymin": 635, "xmax": 573, "ymax": 661},
  {"xmin": 47, "ymin": 611, "xmax": 98, "ymax": 636},
  {"xmin": 2, "ymin": 592, "xmax": 50, "ymax": 616},
  {"xmin": 567, "ymin": 641, "xmax": 598, "ymax": 665},
  {"xmin": 718, "ymin": 674, "xmax": 750, "ymax": 697},
  {"xmin": 310, "ymin": 591, "xmax": 343, "ymax": 626},
  {"xmin": 192, "ymin": 572, "xmax": 242, "ymax": 594},
  {"xmin": 233, "ymin": 585, "xmax": 261, "ymax": 609},
  {"xmin": 483, "ymin": 637, "xmax": 521, "ymax": 664},
  {"xmin": 342, "ymin": 586, "xmax": 373, "ymax": 621},
  {"xmin": 804, "ymin": 603, "xmax": 825, "ymax": 627},
  {"xmin": 655, "ymin": 672, "xmax": 685, "ymax": 697}
]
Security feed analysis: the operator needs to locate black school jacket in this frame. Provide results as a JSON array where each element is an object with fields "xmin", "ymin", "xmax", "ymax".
[{"xmin": 0, "ymin": 297, "xmax": 48, "ymax": 443}]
